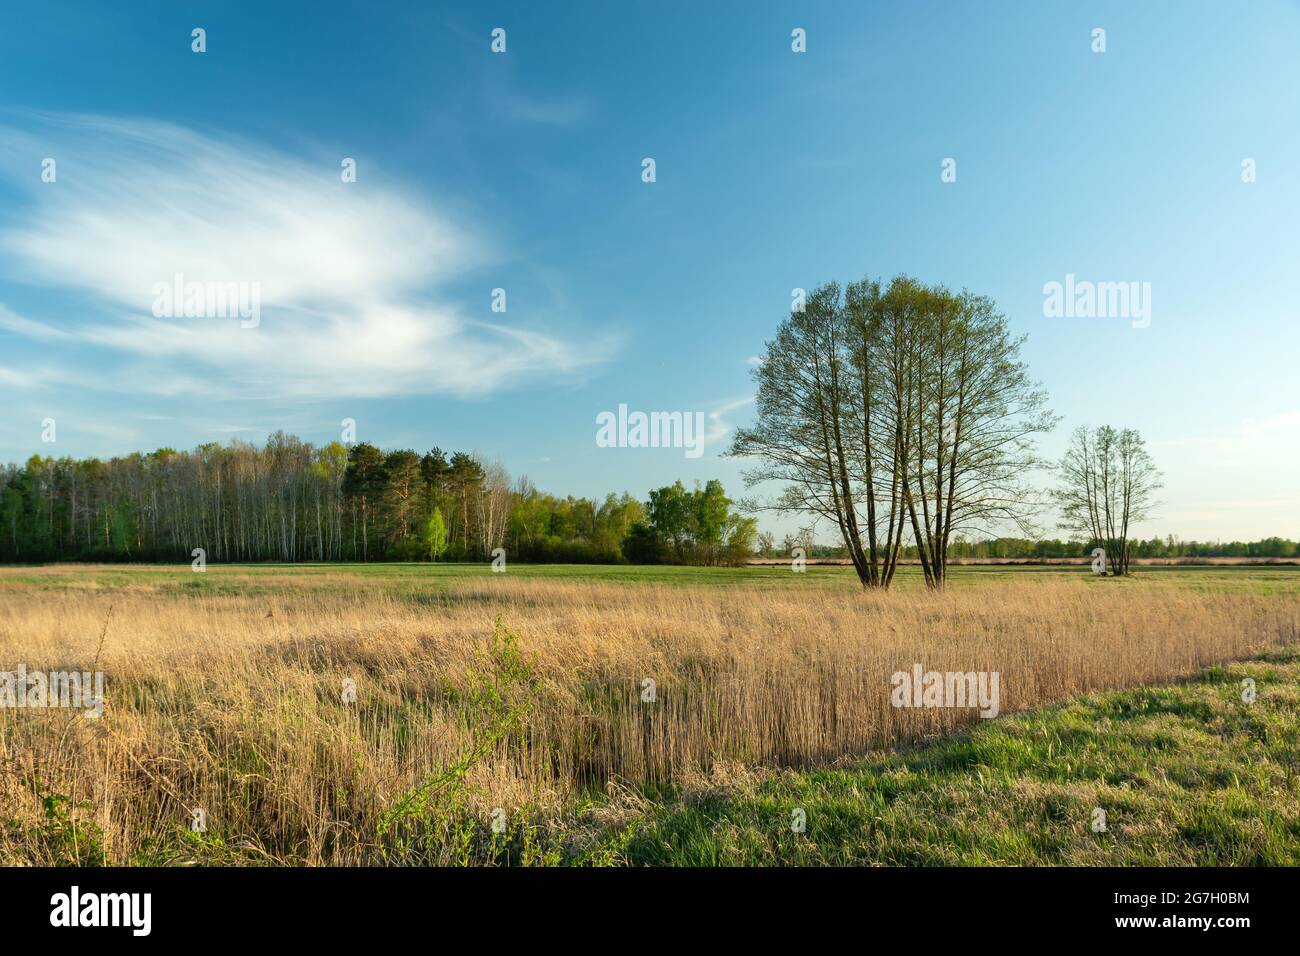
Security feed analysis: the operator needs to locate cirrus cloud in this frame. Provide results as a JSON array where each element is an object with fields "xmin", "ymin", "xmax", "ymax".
[{"xmin": 0, "ymin": 112, "xmax": 613, "ymax": 401}]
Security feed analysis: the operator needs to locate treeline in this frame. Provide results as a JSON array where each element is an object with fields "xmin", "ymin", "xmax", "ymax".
[
  {"xmin": 2, "ymin": 433, "xmax": 1287, "ymax": 566},
  {"xmin": 949, "ymin": 536, "xmax": 1300, "ymax": 559},
  {"xmin": 770, "ymin": 536, "xmax": 1300, "ymax": 560},
  {"xmin": 0, "ymin": 434, "xmax": 755, "ymax": 566}
]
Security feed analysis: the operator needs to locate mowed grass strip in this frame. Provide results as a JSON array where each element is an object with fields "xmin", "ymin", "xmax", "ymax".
[
  {"xmin": 620, "ymin": 654, "xmax": 1300, "ymax": 866},
  {"xmin": 3, "ymin": 561, "xmax": 1299, "ymax": 597}
]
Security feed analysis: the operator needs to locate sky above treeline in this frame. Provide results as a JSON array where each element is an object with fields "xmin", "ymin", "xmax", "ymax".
[{"xmin": 0, "ymin": 1, "xmax": 1297, "ymax": 542}]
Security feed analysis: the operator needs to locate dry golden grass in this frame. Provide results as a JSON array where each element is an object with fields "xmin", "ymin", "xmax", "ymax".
[{"xmin": 1, "ymin": 571, "xmax": 1297, "ymax": 864}]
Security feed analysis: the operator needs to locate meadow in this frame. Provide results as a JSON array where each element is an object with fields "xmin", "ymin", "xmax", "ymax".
[{"xmin": 1, "ymin": 562, "xmax": 1297, "ymax": 865}]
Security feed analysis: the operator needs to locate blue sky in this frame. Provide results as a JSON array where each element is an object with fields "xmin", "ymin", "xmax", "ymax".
[{"xmin": 1, "ymin": 0, "xmax": 1297, "ymax": 541}]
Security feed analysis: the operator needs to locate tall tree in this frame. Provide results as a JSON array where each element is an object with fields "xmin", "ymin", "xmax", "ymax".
[
  {"xmin": 342, "ymin": 443, "xmax": 387, "ymax": 561},
  {"xmin": 647, "ymin": 480, "xmax": 694, "ymax": 562},
  {"xmin": 447, "ymin": 452, "xmax": 484, "ymax": 554},
  {"xmin": 897, "ymin": 285, "xmax": 1056, "ymax": 588},
  {"xmin": 383, "ymin": 449, "xmax": 423, "ymax": 548},
  {"xmin": 732, "ymin": 275, "xmax": 1055, "ymax": 589},
  {"xmin": 1053, "ymin": 425, "xmax": 1162, "ymax": 576}
]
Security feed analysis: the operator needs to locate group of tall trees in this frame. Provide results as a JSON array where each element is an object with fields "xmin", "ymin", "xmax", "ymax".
[
  {"xmin": 339, "ymin": 442, "xmax": 507, "ymax": 562},
  {"xmin": 0, "ymin": 434, "xmax": 496, "ymax": 563},
  {"xmin": 0, "ymin": 433, "xmax": 754, "ymax": 566},
  {"xmin": 623, "ymin": 480, "xmax": 758, "ymax": 566},
  {"xmin": 732, "ymin": 274, "xmax": 1177, "ymax": 587},
  {"xmin": 733, "ymin": 276, "xmax": 1056, "ymax": 589}
]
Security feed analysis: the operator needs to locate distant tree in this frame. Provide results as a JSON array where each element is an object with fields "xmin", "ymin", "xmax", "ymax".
[
  {"xmin": 383, "ymin": 449, "xmax": 422, "ymax": 549},
  {"xmin": 621, "ymin": 521, "xmax": 662, "ymax": 564},
  {"xmin": 594, "ymin": 492, "xmax": 644, "ymax": 558},
  {"xmin": 420, "ymin": 448, "xmax": 449, "ymax": 501},
  {"xmin": 313, "ymin": 441, "xmax": 349, "ymax": 560},
  {"xmin": 424, "ymin": 507, "xmax": 448, "ymax": 561},
  {"xmin": 447, "ymin": 452, "xmax": 485, "ymax": 554},
  {"xmin": 508, "ymin": 482, "xmax": 551, "ymax": 553},
  {"xmin": 647, "ymin": 480, "xmax": 694, "ymax": 561},
  {"xmin": 1053, "ymin": 425, "xmax": 1162, "ymax": 576},
  {"xmin": 692, "ymin": 479, "xmax": 731, "ymax": 564},
  {"xmin": 721, "ymin": 512, "xmax": 760, "ymax": 566},
  {"xmin": 343, "ymin": 443, "xmax": 387, "ymax": 561},
  {"xmin": 636, "ymin": 480, "xmax": 754, "ymax": 566}
]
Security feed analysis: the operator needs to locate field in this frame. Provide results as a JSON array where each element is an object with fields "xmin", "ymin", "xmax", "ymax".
[{"xmin": 2, "ymin": 562, "xmax": 1298, "ymax": 866}]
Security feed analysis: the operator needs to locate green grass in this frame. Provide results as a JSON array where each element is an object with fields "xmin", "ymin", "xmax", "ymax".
[{"xmin": 606, "ymin": 653, "xmax": 1300, "ymax": 865}]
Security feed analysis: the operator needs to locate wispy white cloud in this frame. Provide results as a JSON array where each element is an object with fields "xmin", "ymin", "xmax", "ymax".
[
  {"xmin": 443, "ymin": 19, "xmax": 592, "ymax": 128},
  {"xmin": 494, "ymin": 88, "xmax": 591, "ymax": 126},
  {"xmin": 0, "ymin": 366, "xmax": 50, "ymax": 388},
  {"xmin": 0, "ymin": 303, "xmax": 72, "ymax": 341},
  {"xmin": 0, "ymin": 362, "xmax": 64, "ymax": 389},
  {"xmin": 0, "ymin": 113, "xmax": 613, "ymax": 401},
  {"xmin": 704, "ymin": 395, "xmax": 755, "ymax": 446}
]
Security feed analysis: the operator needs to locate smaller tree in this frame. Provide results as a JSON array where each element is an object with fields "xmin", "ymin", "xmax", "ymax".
[
  {"xmin": 1053, "ymin": 425, "xmax": 1162, "ymax": 576},
  {"xmin": 647, "ymin": 480, "xmax": 694, "ymax": 562},
  {"xmin": 621, "ymin": 521, "xmax": 663, "ymax": 564},
  {"xmin": 424, "ymin": 507, "xmax": 448, "ymax": 562},
  {"xmin": 692, "ymin": 479, "xmax": 731, "ymax": 565},
  {"xmin": 722, "ymin": 513, "xmax": 760, "ymax": 566}
]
